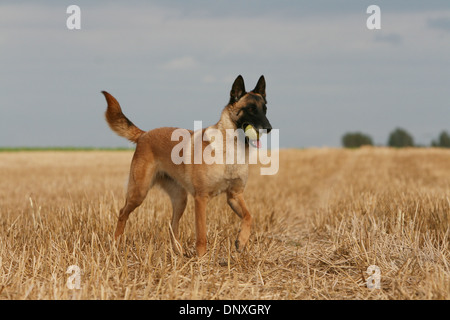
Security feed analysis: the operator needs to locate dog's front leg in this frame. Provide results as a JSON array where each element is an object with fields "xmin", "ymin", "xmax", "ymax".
[
  {"xmin": 227, "ymin": 192, "xmax": 252, "ymax": 252},
  {"xmin": 194, "ymin": 195, "xmax": 208, "ymax": 257}
]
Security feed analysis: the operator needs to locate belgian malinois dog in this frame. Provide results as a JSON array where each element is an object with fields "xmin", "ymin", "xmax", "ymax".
[{"xmin": 101, "ymin": 75, "xmax": 272, "ymax": 256}]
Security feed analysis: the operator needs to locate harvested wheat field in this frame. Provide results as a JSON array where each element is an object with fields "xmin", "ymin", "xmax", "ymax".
[{"xmin": 0, "ymin": 148, "xmax": 449, "ymax": 300}]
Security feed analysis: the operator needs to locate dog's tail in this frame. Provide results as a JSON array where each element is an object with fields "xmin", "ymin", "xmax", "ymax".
[{"xmin": 101, "ymin": 91, "xmax": 145, "ymax": 143}]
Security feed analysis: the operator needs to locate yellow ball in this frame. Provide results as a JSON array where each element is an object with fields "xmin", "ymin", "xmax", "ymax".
[{"xmin": 244, "ymin": 124, "xmax": 259, "ymax": 140}]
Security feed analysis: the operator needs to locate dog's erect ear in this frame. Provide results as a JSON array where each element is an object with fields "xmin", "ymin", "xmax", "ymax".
[
  {"xmin": 252, "ymin": 75, "xmax": 266, "ymax": 98},
  {"xmin": 230, "ymin": 75, "xmax": 246, "ymax": 103}
]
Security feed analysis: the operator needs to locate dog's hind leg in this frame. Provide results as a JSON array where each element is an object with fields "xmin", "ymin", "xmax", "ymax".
[
  {"xmin": 114, "ymin": 156, "xmax": 156, "ymax": 240},
  {"xmin": 158, "ymin": 177, "xmax": 188, "ymax": 254},
  {"xmin": 227, "ymin": 192, "xmax": 252, "ymax": 252}
]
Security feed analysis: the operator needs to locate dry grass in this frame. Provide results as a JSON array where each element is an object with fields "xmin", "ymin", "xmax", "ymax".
[{"xmin": 0, "ymin": 148, "xmax": 449, "ymax": 300}]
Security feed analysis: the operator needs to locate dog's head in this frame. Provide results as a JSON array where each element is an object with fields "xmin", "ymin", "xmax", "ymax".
[{"xmin": 227, "ymin": 75, "xmax": 272, "ymax": 148}]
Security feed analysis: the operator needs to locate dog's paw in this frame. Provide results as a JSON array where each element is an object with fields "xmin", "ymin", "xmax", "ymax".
[{"xmin": 235, "ymin": 239, "xmax": 242, "ymax": 252}]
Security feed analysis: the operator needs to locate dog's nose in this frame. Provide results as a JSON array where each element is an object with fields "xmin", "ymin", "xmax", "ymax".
[{"xmin": 265, "ymin": 124, "xmax": 272, "ymax": 134}]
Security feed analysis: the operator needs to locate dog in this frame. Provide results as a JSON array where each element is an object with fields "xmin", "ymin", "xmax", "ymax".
[{"xmin": 101, "ymin": 75, "xmax": 272, "ymax": 256}]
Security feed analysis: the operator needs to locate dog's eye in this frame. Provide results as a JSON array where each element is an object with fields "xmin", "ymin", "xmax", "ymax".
[{"xmin": 247, "ymin": 105, "xmax": 257, "ymax": 113}]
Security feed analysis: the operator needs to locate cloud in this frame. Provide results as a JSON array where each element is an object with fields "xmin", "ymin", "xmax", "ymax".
[
  {"xmin": 427, "ymin": 16, "xmax": 450, "ymax": 31},
  {"xmin": 202, "ymin": 75, "xmax": 238, "ymax": 84},
  {"xmin": 373, "ymin": 32, "xmax": 403, "ymax": 45},
  {"xmin": 161, "ymin": 56, "xmax": 199, "ymax": 70},
  {"xmin": 202, "ymin": 75, "xmax": 216, "ymax": 83}
]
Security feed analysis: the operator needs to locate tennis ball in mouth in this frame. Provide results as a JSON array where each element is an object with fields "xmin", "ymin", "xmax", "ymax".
[{"xmin": 244, "ymin": 124, "xmax": 259, "ymax": 141}]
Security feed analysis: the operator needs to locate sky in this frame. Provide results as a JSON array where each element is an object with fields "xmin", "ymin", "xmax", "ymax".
[{"xmin": 1, "ymin": 0, "xmax": 450, "ymax": 148}]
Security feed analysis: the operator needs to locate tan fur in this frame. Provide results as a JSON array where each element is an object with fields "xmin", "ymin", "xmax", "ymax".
[
  {"xmin": 102, "ymin": 91, "xmax": 145, "ymax": 143},
  {"xmin": 102, "ymin": 76, "xmax": 269, "ymax": 256}
]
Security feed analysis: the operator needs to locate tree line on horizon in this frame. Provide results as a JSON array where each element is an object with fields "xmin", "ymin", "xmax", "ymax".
[{"xmin": 342, "ymin": 128, "xmax": 450, "ymax": 148}]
